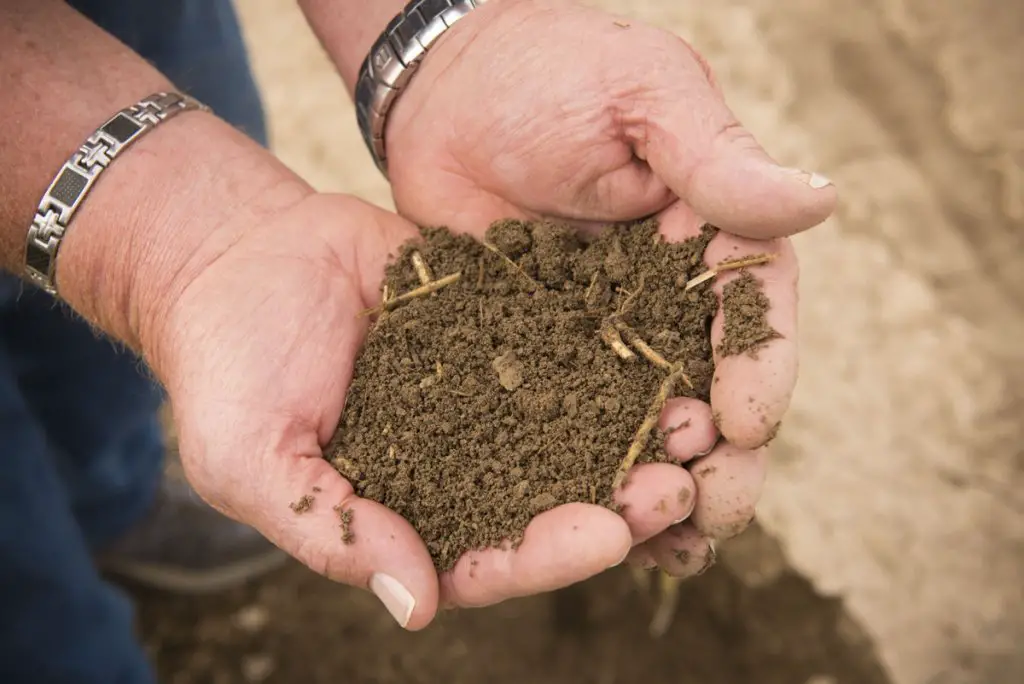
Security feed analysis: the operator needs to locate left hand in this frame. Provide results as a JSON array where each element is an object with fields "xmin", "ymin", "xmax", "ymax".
[{"xmin": 379, "ymin": 0, "xmax": 834, "ymax": 583}]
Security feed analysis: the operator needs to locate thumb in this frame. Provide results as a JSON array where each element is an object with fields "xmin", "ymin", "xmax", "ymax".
[
  {"xmin": 175, "ymin": 414, "xmax": 440, "ymax": 631},
  {"xmin": 638, "ymin": 76, "xmax": 837, "ymax": 239}
]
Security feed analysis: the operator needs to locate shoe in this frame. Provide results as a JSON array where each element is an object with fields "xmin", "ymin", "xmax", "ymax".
[{"xmin": 97, "ymin": 475, "xmax": 289, "ymax": 594}]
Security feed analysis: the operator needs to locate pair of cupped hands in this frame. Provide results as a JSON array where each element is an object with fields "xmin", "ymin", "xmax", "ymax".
[{"xmin": 158, "ymin": 0, "xmax": 835, "ymax": 628}]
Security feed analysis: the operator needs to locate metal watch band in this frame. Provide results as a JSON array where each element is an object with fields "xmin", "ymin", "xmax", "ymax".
[
  {"xmin": 355, "ymin": 0, "xmax": 488, "ymax": 176},
  {"xmin": 24, "ymin": 91, "xmax": 208, "ymax": 296}
]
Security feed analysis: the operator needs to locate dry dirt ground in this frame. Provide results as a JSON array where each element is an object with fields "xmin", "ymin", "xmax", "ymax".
[{"xmin": 132, "ymin": 1, "xmax": 1024, "ymax": 682}]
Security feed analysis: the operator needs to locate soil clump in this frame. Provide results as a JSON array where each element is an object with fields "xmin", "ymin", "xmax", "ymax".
[{"xmin": 327, "ymin": 218, "xmax": 774, "ymax": 570}]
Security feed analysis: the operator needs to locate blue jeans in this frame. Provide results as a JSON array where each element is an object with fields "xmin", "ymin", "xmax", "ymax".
[{"xmin": 0, "ymin": 2, "xmax": 267, "ymax": 682}]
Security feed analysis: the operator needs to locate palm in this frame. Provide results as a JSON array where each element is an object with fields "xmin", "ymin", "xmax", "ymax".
[
  {"xmin": 159, "ymin": 195, "xmax": 403, "ymax": 541},
  {"xmin": 159, "ymin": 196, "xmax": 439, "ymax": 621}
]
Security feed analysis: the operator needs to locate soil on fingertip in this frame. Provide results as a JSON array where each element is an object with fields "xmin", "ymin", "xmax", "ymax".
[
  {"xmin": 718, "ymin": 271, "xmax": 781, "ymax": 358},
  {"xmin": 326, "ymin": 218, "xmax": 775, "ymax": 571}
]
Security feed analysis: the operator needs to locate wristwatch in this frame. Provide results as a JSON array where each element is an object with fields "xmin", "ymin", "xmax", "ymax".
[{"xmin": 354, "ymin": 0, "xmax": 488, "ymax": 176}]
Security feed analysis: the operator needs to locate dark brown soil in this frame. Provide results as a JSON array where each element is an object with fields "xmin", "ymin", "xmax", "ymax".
[
  {"xmin": 327, "ymin": 219, "xmax": 775, "ymax": 571},
  {"xmin": 718, "ymin": 271, "xmax": 780, "ymax": 358},
  {"xmin": 128, "ymin": 523, "xmax": 893, "ymax": 684}
]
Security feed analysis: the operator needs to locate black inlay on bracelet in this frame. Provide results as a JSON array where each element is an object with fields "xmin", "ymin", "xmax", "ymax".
[
  {"xmin": 102, "ymin": 113, "xmax": 143, "ymax": 144},
  {"xmin": 49, "ymin": 167, "xmax": 89, "ymax": 207}
]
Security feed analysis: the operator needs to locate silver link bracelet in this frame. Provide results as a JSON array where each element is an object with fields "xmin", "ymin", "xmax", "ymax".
[
  {"xmin": 354, "ymin": 0, "xmax": 488, "ymax": 177},
  {"xmin": 24, "ymin": 92, "xmax": 208, "ymax": 296}
]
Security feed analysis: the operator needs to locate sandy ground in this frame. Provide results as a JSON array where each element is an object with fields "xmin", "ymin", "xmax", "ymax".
[{"xmin": 139, "ymin": 1, "xmax": 1024, "ymax": 682}]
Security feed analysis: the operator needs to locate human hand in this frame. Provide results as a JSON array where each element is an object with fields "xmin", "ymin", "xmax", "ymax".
[
  {"xmin": 386, "ymin": 0, "xmax": 815, "ymax": 443},
  {"xmin": 380, "ymin": 0, "xmax": 820, "ymax": 573}
]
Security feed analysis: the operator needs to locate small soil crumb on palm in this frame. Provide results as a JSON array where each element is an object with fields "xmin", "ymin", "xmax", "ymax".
[
  {"xmin": 289, "ymin": 495, "xmax": 315, "ymax": 514},
  {"xmin": 333, "ymin": 505, "xmax": 354, "ymax": 544}
]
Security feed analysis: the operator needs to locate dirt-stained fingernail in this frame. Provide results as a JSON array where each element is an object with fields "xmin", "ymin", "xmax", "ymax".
[
  {"xmin": 693, "ymin": 444, "xmax": 716, "ymax": 459},
  {"xmin": 696, "ymin": 542, "xmax": 717, "ymax": 576},
  {"xmin": 672, "ymin": 487, "xmax": 695, "ymax": 524}
]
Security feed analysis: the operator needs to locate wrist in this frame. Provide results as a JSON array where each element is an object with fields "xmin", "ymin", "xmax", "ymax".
[
  {"xmin": 299, "ymin": 0, "xmax": 408, "ymax": 93},
  {"xmin": 56, "ymin": 110, "xmax": 312, "ymax": 372},
  {"xmin": 299, "ymin": 0, "xmax": 521, "ymax": 96},
  {"xmin": 303, "ymin": 0, "xmax": 515, "ymax": 175},
  {"xmin": 1, "ymin": 0, "xmax": 311, "ymax": 374}
]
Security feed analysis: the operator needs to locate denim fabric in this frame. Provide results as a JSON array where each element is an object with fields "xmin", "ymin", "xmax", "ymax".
[{"xmin": 0, "ymin": 1, "xmax": 267, "ymax": 681}]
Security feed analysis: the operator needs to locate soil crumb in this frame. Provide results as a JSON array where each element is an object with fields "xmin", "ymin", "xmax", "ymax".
[
  {"xmin": 333, "ymin": 505, "xmax": 355, "ymax": 545},
  {"xmin": 327, "ymin": 219, "xmax": 776, "ymax": 571},
  {"xmin": 289, "ymin": 495, "xmax": 314, "ymax": 514},
  {"xmin": 717, "ymin": 271, "xmax": 781, "ymax": 358}
]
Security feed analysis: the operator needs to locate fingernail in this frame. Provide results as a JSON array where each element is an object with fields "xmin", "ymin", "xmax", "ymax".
[
  {"xmin": 692, "ymin": 445, "xmax": 716, "ymax": 459},
  {"xmin": 696, "ymin": 540, "xmax": 717, "ymax": 576},
  {"xmin": 370, "ymin": 573, "xmax": 415, "ymax": 628},
  {"xmin": 669, "ymin": 486, "xmax": 695, "ymax": 525},
  {"xmin": 779, "ymin": 166, "xmax": 833, "ymax": 189},
  {"xmin": 609, "ymin": 546, "xmax": 631, "ymax": 568},
  {"xmin": 808, "ymin": 172, "xmax": 833, "ymax": 189},
  {"xmin": 692, "ymin": 434, "xmax": 722, "ymax": 460}
]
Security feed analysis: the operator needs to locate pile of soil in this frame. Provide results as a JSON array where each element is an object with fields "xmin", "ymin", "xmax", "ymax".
[{"xmin": 326, "ymin": 219, "xmax": 774, "ymax": 570}]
